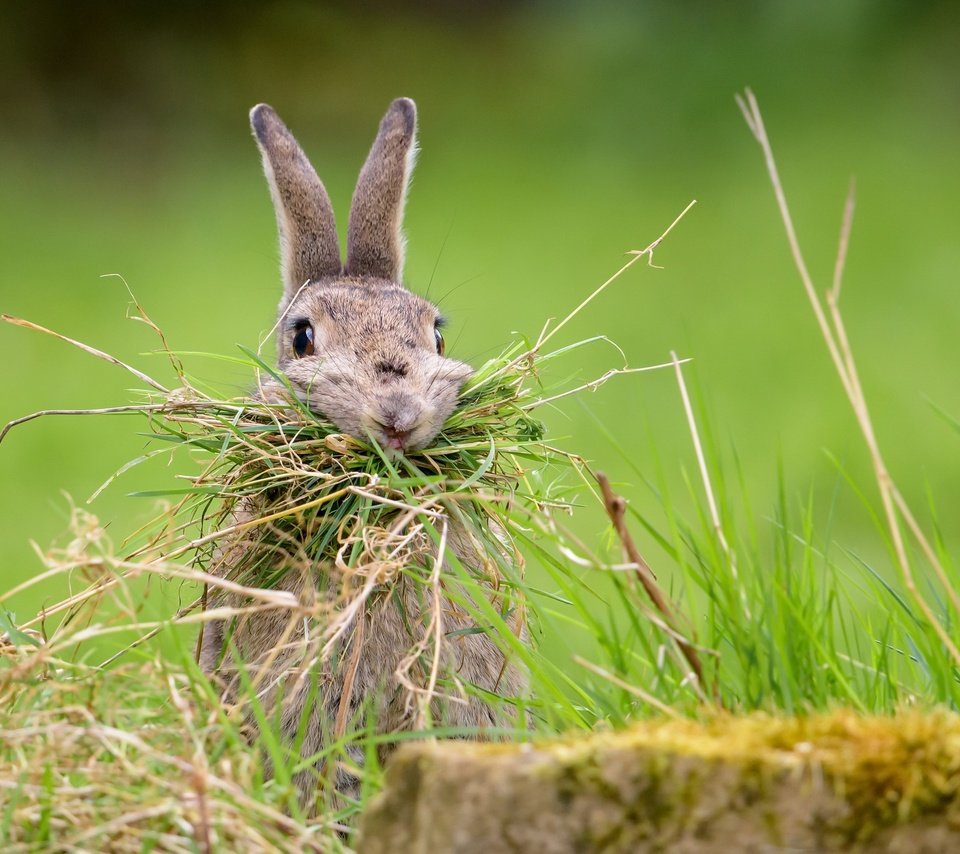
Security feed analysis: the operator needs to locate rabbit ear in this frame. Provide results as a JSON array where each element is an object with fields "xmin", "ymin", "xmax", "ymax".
[
  {"xmin": 345, "ymin": 98, "xmax": 417, "ymax": 281},
  {"xmin": 250, "ymin": 104, "xmax": 342, "ymax": 299}
]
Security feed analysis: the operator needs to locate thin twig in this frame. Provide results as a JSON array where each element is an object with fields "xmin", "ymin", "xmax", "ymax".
[
  {"xmin": 830, "ymin": 179, "xmax": 856, "ymax": 304},
  {"xmin": 0, "ymin": 394, "xmax": 277, "ymax": 446},
  {"xmin": 826, "ymin": 183, "xmax": 863, "ymax": 393},
  {"xmin": 537, "ymin": 199, "xmax": 696, "ymax": 349},
  {"xmin": 103, "ymin": 272, "xmax": 188, "ymax": 386},
  {"xmin": 739, "ymin": 88, "xmax": 960, "ymax": 665},
  {"xmin": 670, "ymin": 351, "xmax": 740, "ymax": 583},
  {"xmin": 1, "ymin": 314, "xmax": 168, "ymax": 393},
  {"xmin": 735, "ymin": 93, "xmax": 856, "ymax": 404},
  {"xmin": 596, "ymin": 471, "xmax": 712, "ymax": 701},
  {"xmin": 522, "ymin": 359, "xmax": 691, "ymax": 411},
  {"xmin": 0, "ymin": 403, "xmax": 166, "ymax": 442}
]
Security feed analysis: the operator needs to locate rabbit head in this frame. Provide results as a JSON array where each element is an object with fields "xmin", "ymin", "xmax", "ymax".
[{"xmin": 250, "ymin": 98, "xmax": 471, "ymax": 452}]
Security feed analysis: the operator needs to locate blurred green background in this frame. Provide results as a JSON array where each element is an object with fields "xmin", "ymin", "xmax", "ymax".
[{"xmin": 2, "ymin": 1, "xmax": 959, "ymax": 620}]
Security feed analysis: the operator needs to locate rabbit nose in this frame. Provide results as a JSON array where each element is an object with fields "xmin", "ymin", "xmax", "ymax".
[
  {"xmin": 377, "ymin": 394, "xmax": 424, "ymax": 449},
  {"xmin": 383, "ymin": 427, "xmax": 413, "ymax": 450}
]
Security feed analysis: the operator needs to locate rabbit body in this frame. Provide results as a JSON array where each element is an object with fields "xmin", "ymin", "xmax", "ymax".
[
  {"xmin": 199, "ymin": 99, "xmax": 526, "ymax": 804},
  {"xmin": 200, "ymin": 509, "xmax": 525, "ymax": 799}
]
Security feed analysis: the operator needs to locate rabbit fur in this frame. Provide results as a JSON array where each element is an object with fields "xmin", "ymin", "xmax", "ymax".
[{"xmin": 198, "ymin": 98, "xmax": 527, "ymax": 806}]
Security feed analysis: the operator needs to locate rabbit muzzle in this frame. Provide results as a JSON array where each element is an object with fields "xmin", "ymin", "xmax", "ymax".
[{"xmin": 365, "ymin": 391, "xmax": 435, "ymax": 452}]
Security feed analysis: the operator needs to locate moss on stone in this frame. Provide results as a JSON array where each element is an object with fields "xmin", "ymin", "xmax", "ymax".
[{"xmin": 358, "ymin": 709, "xmax": 960, "ymax": 853}]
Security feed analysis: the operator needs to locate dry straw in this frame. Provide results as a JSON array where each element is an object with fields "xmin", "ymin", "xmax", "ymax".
[{"xmin": 736, "ymin": 88, "xmax": 960, "ymax": 666}]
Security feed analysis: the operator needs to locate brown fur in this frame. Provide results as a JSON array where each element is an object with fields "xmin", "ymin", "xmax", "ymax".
[
  {"xmin": 251, "ymin": 104, "xmax": 341, "ymax": 305},
  {"xmin": 346, "ymin": 98, "xmax": 417, "ymax": 280},
  {"xmin": 200, "ymin": 98, "xmax": 527, "ymax": 807}
]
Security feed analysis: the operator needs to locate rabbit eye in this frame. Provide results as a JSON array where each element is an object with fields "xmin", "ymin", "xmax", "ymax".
[
  {"xmin": 293, "ymin": 324, "xmax": 315, "ymax": 358},
  {"xmin": 434, "ymin": 326, "xmax": 445, "ymax": 356}
]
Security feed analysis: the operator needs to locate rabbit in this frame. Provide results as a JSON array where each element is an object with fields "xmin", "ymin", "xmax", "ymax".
[{"xmin": 198, "ymin": 98, "xmax": 527, "ymax": 809}]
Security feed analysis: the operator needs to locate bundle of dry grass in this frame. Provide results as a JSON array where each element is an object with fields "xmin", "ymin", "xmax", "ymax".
[{"xmin": 170, "ymin": 337, "xmax": 549, "ymax": 667}]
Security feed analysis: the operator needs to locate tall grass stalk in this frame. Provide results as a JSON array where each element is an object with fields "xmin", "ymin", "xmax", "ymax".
[{"xmin": 737, "ymin": 89, "xmax": 960, "ymax": 666}]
